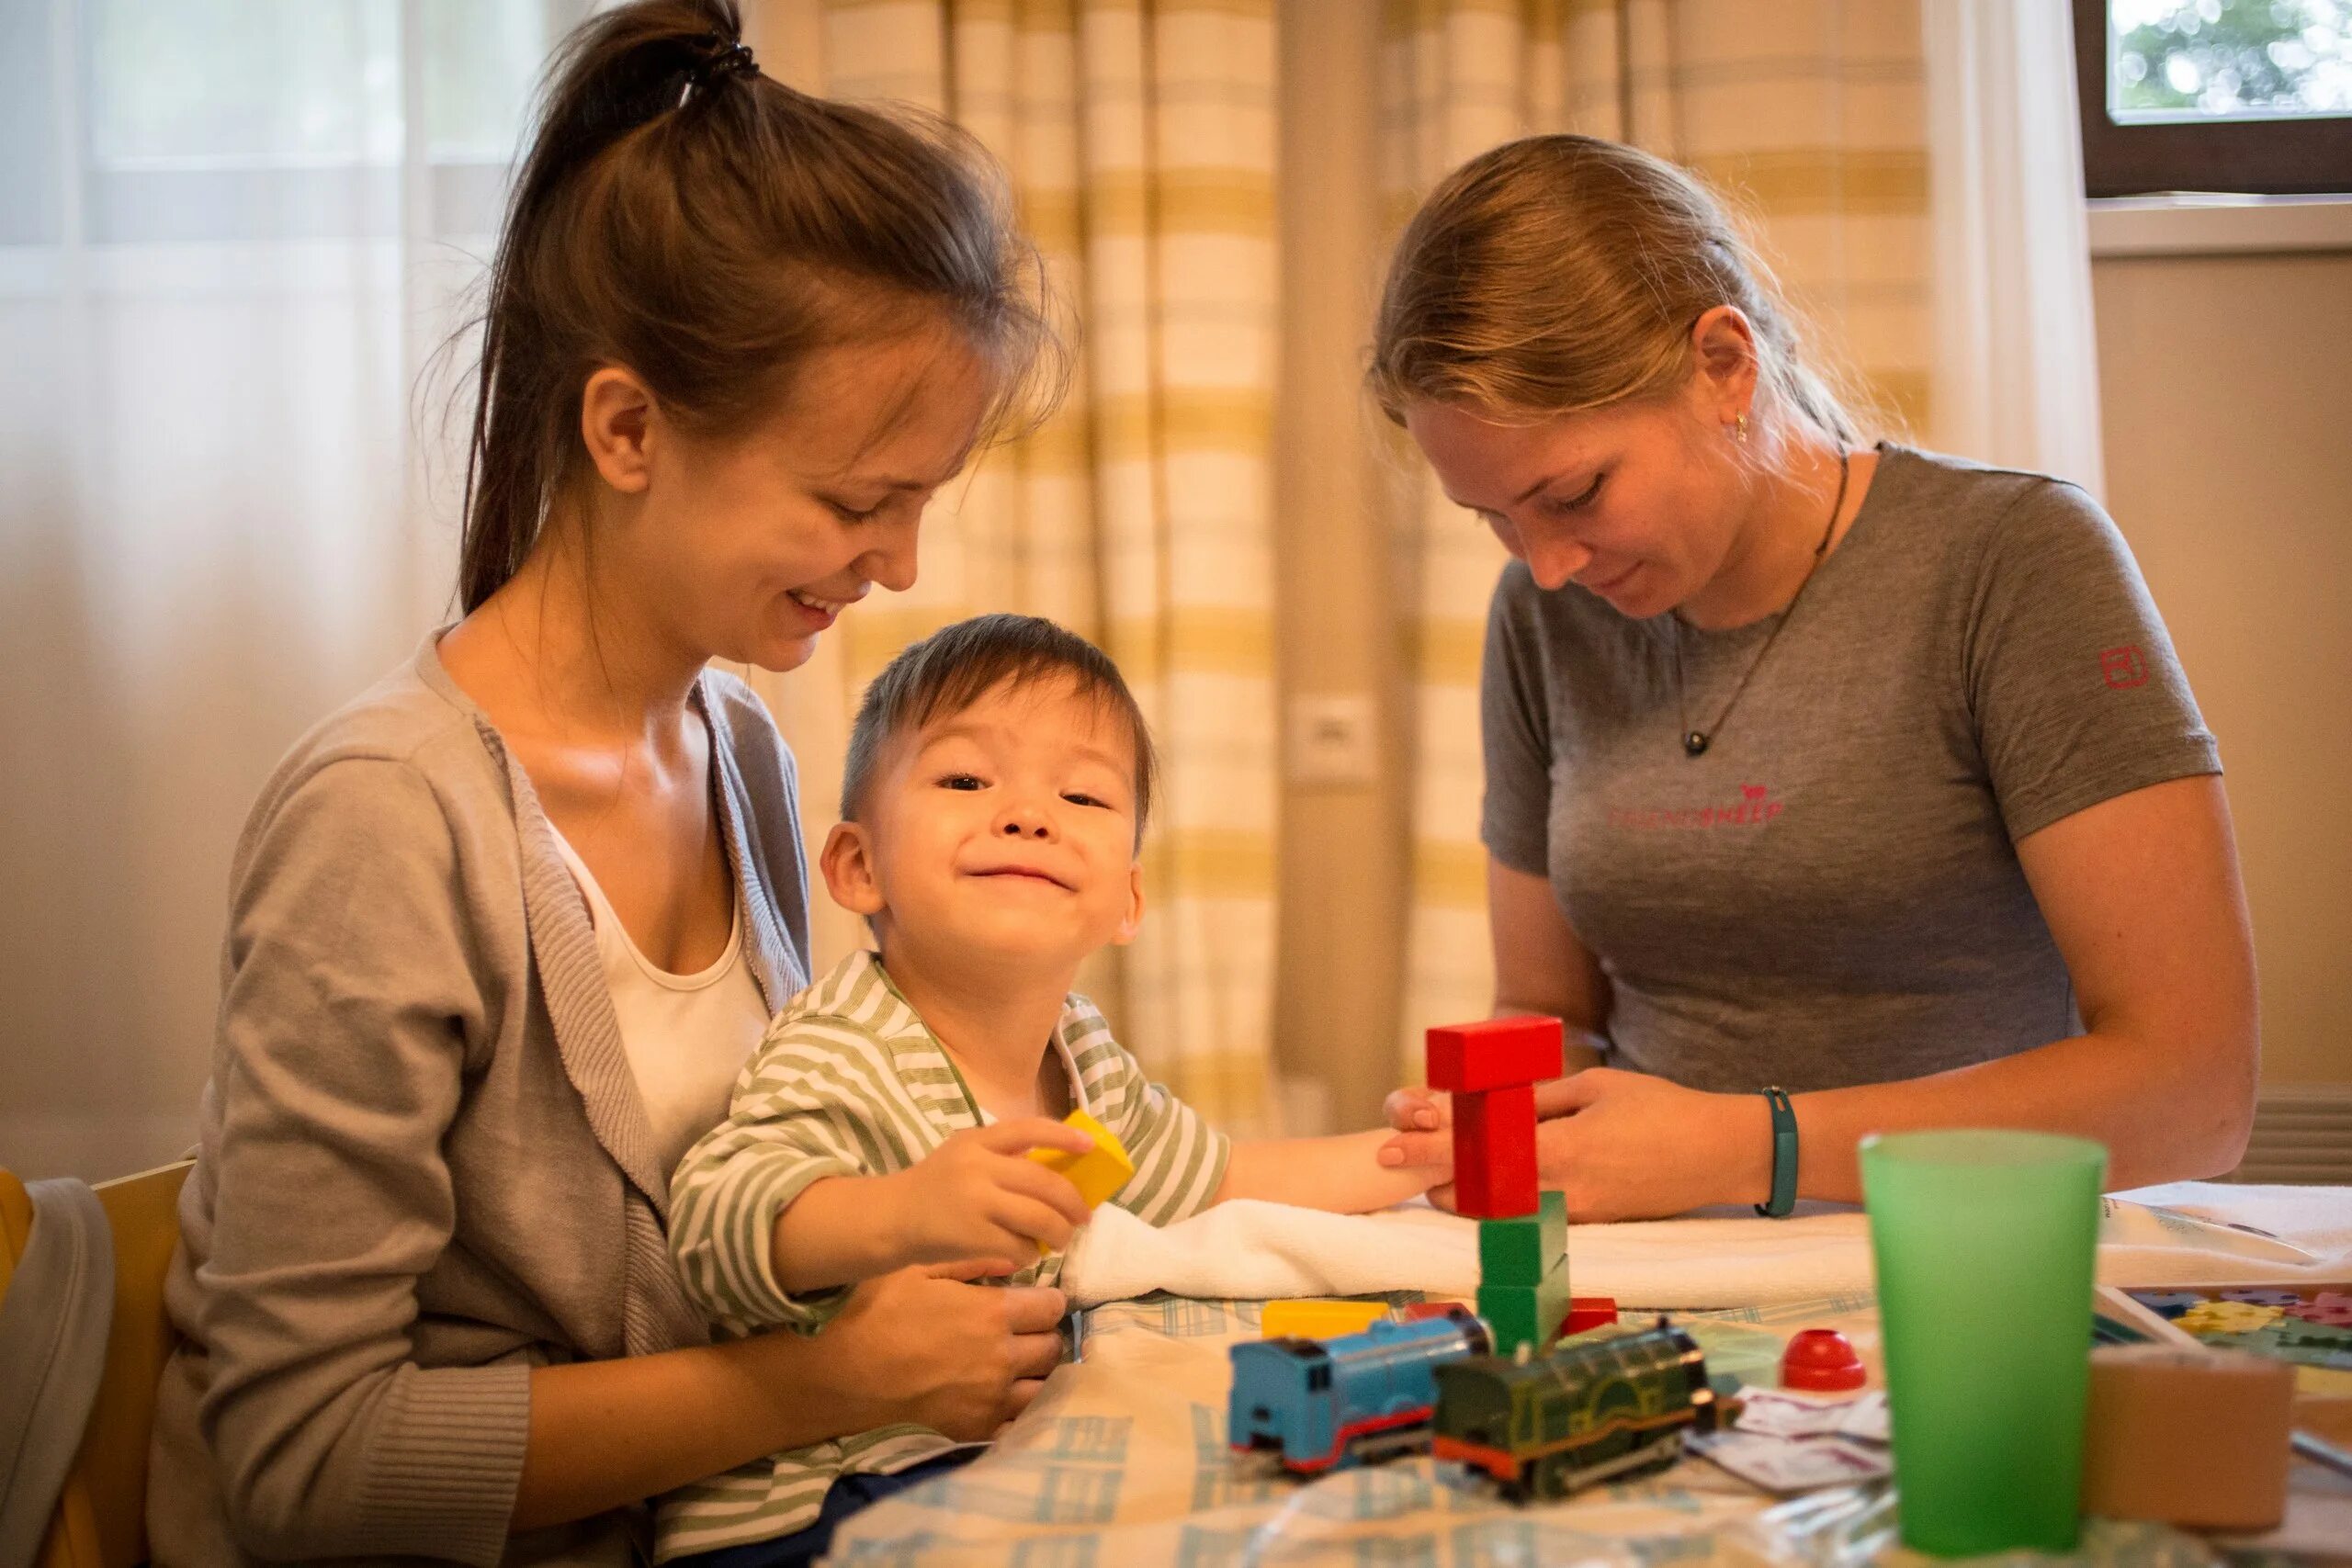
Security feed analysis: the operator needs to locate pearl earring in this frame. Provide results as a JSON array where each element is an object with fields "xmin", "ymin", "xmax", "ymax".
[{"xmin": 1732, "ymin": 413, "xmax": 1750, "ymax": 444}]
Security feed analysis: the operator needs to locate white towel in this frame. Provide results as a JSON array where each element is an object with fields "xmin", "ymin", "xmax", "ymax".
[
  {"xmin": 1061, "ymin": 1198, "xmax": 1875, "ymax": 1309},
  {"xmin": 1057, "ymin": 1184, "xmax": 2352, "ymax": 1311}
]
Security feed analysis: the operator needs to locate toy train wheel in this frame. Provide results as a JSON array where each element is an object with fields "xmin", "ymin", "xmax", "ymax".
[
  {"xmin": 1346, "ymin": 1424, "xmax": 1431, "ymax": 1466},
  {"xmin": 1503, "ymin": 1431, "xmax": 1688, "ymax": 1502}
]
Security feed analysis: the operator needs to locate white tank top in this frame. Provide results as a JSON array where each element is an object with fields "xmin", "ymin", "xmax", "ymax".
[{"xmin": 548, "ymin": 826, "xmax": 769, "ymax": 1178}]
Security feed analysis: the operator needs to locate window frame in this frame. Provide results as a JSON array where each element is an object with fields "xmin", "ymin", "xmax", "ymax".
[{"xmin": 2073, "ymin": 0, "xmax": 2352, "ymax": 197}]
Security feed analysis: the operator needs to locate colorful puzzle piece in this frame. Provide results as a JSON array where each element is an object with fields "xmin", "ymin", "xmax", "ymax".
[
  {"xmin": 2220, "ymin": 1288, "xmax": 2303, "ymax": 1307},
  {"xmin": 2274, "ymin": 1318, "xmax": 2352, "ymax": 1350},
  {"xmin": 2131, "ymin": 1292, "xmax": 2205, "ymax": 1318},
  {"xmin": 2177, "ymin": 1300, "xmax": 2283, "ymax": 1336},
  {"xmin": 2284, "ymin": 1291, "xmax": 2352, "ymax": 1326}
]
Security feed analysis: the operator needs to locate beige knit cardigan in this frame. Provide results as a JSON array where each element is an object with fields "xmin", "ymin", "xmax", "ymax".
[{"xmin": 147, "ymin": 634, "xmax": 811, "ymax": 1567}]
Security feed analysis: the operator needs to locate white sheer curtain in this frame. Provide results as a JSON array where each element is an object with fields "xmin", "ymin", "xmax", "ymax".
[
  {"xmin": 1923, "ymin": 0, "xmax": 2109, "ymax": 497},
  {"xmin": 0, "ymin": 0, "xmax": 566, "ymax": 1180}
]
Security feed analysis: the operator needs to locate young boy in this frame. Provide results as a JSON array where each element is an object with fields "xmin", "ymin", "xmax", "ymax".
[{"xmin": 660, "ymin": 614, "xmax": 1450, "ymax": 1564}]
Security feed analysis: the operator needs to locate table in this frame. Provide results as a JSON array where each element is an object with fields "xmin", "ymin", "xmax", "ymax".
[{"xmin": 826, "ymin": 1184, "xmax": 2352, "ymax": 1565}]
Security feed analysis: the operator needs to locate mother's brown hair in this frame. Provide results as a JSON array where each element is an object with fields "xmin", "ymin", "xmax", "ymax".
[
  {"xmin": 457, "ymin": 0, "xmax": 1060, "ymax": 613},
  {"xmin": 1368, "ymin": 134, "xmax": 1867, "ymax": 447}
]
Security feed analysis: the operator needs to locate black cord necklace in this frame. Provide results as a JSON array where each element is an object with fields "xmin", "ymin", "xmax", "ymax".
[{"xmin": 1673, "ymin": 449, "xmax": 1850, "ymax": 758}]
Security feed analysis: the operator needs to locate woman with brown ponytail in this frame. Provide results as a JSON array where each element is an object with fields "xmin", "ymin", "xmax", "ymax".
[
  {"xmin": 1371, "ymin": 136, "xmax": 2259, "ymax": 1223},
  {"xmin": 150, "ymin": 5, "xmax": 1068, "ymax": 1562}
]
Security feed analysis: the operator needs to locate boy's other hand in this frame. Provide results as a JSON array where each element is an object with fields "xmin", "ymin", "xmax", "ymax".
[
  {"xmin": 885, "ymin": 1119, "xmax": 1098, "ymax": 1263},
  {"xmin": 1383, "ymin": 1085, "xmax": 1450, "ymax": 1134},
  {"xmin": 1375, "ymin": 1088, "xmax": 1457, "ymax": 1203}
]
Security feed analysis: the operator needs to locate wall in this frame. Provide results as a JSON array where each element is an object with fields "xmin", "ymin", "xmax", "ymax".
[
  {"xmin": 2091, "ymin": 247, "xmax": 2352, "ymax": 1089},
  {"xmin": 1271, "ymin": 0, "xmax": 1407, "ymax": 1133}
]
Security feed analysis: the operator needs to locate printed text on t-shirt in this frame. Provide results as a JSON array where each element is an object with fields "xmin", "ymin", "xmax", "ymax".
[{"xmin": 1609, "ymin": 783, "xmax": 1783, "ymax": 830}]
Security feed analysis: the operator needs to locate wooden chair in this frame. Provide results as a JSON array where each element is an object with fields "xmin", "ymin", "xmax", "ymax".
[{"xmin": 0, "ymin": 1160, "xmax": 193, "ymax": 1568}]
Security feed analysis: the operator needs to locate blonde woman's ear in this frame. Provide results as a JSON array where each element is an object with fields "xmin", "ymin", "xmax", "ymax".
[
  {"xmin": 1688, "ymin": 304, "xmax": 1761, "ymax": 423},
  {"xmin": 819, "ymin": 820, "xmax": 888, "ymax": 917}
]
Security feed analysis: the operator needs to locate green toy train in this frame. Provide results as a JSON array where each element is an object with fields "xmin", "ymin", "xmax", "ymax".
[{"xmin": 1430, "ymin": 1321, "xmax": 1729, "ymax": 1500}]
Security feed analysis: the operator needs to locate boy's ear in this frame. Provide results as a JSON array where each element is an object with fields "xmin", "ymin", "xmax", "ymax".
[
  {"xmin": 1107, "ymin": 859, "xmax": 1145, "ymax": 947},
  {"xmin": 820, "ymin": 820, "xmax": 888, "ymax": 917}
]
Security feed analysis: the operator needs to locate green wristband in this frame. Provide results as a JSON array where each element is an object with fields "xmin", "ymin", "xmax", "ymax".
[{"xmin": 1755, "ymin": 1087, "xmax": 1797, "ymax": 1218}]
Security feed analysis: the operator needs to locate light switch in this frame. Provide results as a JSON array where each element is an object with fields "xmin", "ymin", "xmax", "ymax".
[{"xmin": 1286, "ymin": 693, "xmax": 1379, "ymax": 787}]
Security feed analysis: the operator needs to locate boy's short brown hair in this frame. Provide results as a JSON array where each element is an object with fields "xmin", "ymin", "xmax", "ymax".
[{"xmin": 840, "ymin": 614, "xmax": 1157, "ymax": 845}]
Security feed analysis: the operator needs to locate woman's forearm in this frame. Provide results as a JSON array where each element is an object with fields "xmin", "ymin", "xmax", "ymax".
[
  {"xmin": 1216, "ymin": 1130, "xmax": 1440, "ymax": 1212},
  {"xmin": 513, "ymin": 1329, "xmax": 878, "ymax": 1534},
  {"xmin": 1782, "ymin": 1023, "xmax": 2256, "ymax": 1205}
]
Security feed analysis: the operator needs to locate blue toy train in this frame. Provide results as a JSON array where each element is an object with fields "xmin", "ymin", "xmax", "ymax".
[{"xmin": 1227, "ymin": 1307, "xmax": 1492, "ymax": 1472}]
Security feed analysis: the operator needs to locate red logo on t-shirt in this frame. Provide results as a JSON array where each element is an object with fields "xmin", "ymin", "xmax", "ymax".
[
  {"xmin": 2100, "ymin": 646, "xmax": 2148, "ymax": 690},
  {"xmin": 1610, "ymin": 784, "xmax": 1782, "ymax": 830}
]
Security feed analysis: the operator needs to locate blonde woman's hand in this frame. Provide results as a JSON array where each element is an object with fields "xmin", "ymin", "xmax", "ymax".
[{"xmin": 1377, "ymin": 1066, "xmax": 1769, "ymax": 1222}]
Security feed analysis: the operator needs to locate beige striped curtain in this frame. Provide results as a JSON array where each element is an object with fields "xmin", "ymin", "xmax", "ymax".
[
  {"xmin": 743, "ymin": 0, "xmax": 1281, "ymax": 1128},
  {"xmin": 1380, "ymin": 0, "xmax": 1935, "ymax": 1064}
]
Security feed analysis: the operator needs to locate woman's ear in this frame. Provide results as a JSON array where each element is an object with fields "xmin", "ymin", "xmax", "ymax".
[
  {"xmin": 1688, "ymin": 305, "xmax": 1760, "ymax": 426},
  {"xmin": 580, "ymin": 367, "xmax": 658, "ymax": 495},
  {"xmin": 820, "ymin": 820, "xmax": 888, "ymax": 917}
]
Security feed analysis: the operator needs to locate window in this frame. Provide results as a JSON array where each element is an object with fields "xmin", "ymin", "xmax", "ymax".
[
  {"xmin": 5, "ymin": 0, "xmax": 571, "ymax": 247},
  {"xmin": 2075, "ymin": 0, "xmax": 2352, "ymax": 196}
]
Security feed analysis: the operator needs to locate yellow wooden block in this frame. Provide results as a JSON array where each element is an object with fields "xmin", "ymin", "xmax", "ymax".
[
  {"xmin": 1260, "ymin": 1299, "xmax": 1393, "ymax": 1339},
  {"xmin": 1027, "ymin": 1109, "xmax": 1135, "ymax": 1220}
]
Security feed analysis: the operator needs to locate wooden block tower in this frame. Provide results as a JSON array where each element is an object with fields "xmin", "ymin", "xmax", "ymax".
[{"xmin": 1427, "ymin": 1018, "xmax": 1567, "ymax": 1357}]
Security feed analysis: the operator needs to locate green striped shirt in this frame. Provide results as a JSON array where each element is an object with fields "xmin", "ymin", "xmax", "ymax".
[{"xmin": 658, "ymin": 950, "xmax": 1229, "ymax": 1560}]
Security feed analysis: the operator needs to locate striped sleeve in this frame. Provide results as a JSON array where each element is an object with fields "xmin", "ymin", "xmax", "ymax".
[
  {"xmin": 1065, "ymin": 1004, "xmax": 1230, "ymax": 1227},
  {"xmin": 667, "ymin": 1016, "xmax": 916, "ymax": 1336}
]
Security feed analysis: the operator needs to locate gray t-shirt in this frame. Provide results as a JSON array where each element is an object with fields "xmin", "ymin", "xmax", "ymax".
[{"xmin": 1480, "ymin": 445, "xmax": 2220, "ymax": 1093}]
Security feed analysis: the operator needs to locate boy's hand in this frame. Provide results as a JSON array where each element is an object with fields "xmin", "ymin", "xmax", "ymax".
[
  {"xmin": 1383, "ymin": 1085, "xmax": 1451, "ymax": 1134},
  {"xmin": 882, "ymin": 1119, "xmax": 1100, "ymax": 1268}
]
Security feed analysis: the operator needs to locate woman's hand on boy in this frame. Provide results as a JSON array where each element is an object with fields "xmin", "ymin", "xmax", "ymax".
[
  {"xmin": 816, "ymin": 1260, "xmax": 1069, "ymax": 1441},
  {"xmin": 881, "ymin": 1119, "xmax": 1100, "ymax": 1268}
]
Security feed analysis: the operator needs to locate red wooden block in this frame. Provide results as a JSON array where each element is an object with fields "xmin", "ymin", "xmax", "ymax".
[
  {"xmin": 1453, "ymin": 1084, "xmax": 1538, "ymax": 1217},
  {"xmin": 1426, "ymin": 1017, "xmax": 1565, "ymax": 1094},
  {"xmin": 1560, "ymin": 1297, "xmax": 1618, "ymax": 1336},
  {"xmin": 1398, "ymin": 1300, "xmax": 1465, "ymax": 1323}
]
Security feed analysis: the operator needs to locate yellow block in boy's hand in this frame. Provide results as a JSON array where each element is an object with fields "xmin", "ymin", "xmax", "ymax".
[{"xmin": 1026, "ymin": 1110, "xmax": 1134, "ymax": 1251}]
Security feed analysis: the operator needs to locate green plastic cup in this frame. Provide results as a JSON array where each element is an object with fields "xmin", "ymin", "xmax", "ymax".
[{"xmin": 1860, "ymin": 1129, "xmax": 2107, "ymax": 1557}]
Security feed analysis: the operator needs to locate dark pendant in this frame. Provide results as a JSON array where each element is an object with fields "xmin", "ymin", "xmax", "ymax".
[{"xmin": 1683, "ymin": 730, "xmax": 1710, "ymax": 757}]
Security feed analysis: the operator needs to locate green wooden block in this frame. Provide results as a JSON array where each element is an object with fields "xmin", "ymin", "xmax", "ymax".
[
  {"xmin": 1476, "ymin": 1256, "xmax": 1571, "ymax": 1356},
  {"xmin": 1476, "ymin": 1191, "xmax": 1566, "ymax": 1286}
]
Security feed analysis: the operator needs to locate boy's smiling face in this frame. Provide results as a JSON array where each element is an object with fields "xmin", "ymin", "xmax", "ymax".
[{"xmin": 820, "ymin": 675, "xmax": 1146, "ymax": 975}]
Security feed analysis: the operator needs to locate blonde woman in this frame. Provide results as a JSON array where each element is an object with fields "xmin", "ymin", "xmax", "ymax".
[{"xmin": 1372, "ymin": 135, "xmax": 2256, "ymax": 1223}]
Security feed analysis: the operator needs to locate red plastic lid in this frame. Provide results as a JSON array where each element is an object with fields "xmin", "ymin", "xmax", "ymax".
[{"xmin": 1780, "ymin": 1327, "xmax": 1867, "ymax": 1392}]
